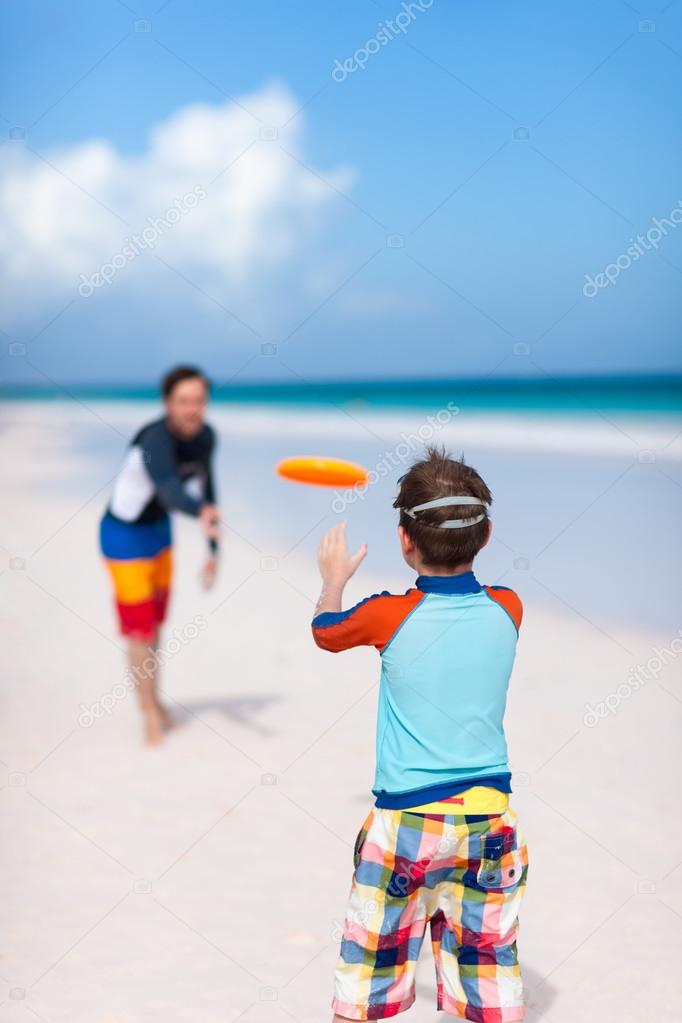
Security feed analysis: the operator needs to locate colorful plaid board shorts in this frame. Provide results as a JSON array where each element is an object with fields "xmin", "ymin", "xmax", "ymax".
[
  {"xmin": 333, "ymin": 805, "xmax": 529, "ymax": 1021},
  {"xmin": 100, "ymin": 512, "xmax": 173, "ymax": 641}
]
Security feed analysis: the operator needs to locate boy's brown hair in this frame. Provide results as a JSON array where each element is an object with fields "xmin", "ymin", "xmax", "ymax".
[{"xmin": 393, "ymin": 446, "xmax": 491, "ymax": 569}]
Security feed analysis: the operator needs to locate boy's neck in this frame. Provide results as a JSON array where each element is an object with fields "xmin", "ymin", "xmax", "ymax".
[{"xmin": 415, "ymin": 561, "xmax": 475, "ymax": 578}]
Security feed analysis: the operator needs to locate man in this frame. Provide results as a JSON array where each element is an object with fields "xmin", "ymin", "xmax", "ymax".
[{"xmin": 99, "ymin": 365, "xmax": 220, "ymax": 745}]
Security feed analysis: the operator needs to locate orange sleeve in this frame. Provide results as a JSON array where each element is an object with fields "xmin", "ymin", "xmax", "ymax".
[
  {"xmin": 484, "ymin": 585, "xmax": 523, "ymax": 632},
  {"xmin": 311, "ymin": 589, "xmax": 425, "ymax": 653}
]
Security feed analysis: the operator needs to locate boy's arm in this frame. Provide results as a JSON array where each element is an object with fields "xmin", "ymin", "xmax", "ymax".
[
  {"xmin": 311, "ymin": 522, "xmax": 424, "ymax": 652},
  {"xmin": 484, "ymin": 585, "xmax": 523, "ymax": 632},
  {"xmin": 311, "ymin": 523, "xmax": 368, "ymax": 652},
  {"xmin": 313, "ymin": 522, "xmax": 368, "ymax": 617}
]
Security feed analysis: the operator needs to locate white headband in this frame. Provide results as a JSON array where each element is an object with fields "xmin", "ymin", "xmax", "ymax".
[{"xmin": 404, "ymin": 495, "xmax": 490, "ymax": 529}]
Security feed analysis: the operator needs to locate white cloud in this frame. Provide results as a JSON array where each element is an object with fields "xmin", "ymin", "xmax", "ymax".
[{"xmin": 0, "ymin": 82, "xmax": 353, "ymax": 314}]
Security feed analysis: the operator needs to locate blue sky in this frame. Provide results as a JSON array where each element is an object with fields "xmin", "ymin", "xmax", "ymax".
[{"xmin": 1, "ymin": 0, "xmax": 681, "ymax": 386}]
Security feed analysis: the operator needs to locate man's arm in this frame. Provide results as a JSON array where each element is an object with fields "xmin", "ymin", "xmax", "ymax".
[
  {"xmin": 141, "ymin": 422, "xmax": 220, "ymax": 554},
  {"xmin": 203, "ymin": 427, "xmax": 220, "ymax": 557},
  {"xmin": 141, "ymin": 423, "xmax": 203, "ymax": 517}
]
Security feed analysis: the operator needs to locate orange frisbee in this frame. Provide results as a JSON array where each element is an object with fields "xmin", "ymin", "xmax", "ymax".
[{"xmin": 276, "ymin": 455, "xmax": 369, "ymax": 488}]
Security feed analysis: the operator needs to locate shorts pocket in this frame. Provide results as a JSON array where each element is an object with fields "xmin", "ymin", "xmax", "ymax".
[{"xmin": 476, "ymin": 826, "xmax": 525, "ymax": 891}]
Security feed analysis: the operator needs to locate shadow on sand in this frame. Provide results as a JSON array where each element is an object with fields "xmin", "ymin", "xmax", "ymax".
[
  {"xmin": 415, "ymin": 962, "xmax": 557, "ymax": 1020},
  {"xmin": 168, "ymin": 692, "xmax": 281, "ymax": 736}
]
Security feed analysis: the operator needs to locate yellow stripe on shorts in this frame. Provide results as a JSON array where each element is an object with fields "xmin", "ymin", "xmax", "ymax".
[
  {"xmin": 401, "ymin": 785, "xmax": 510, "ymax": 814},
  {"xmin": 105, "ymin": 548, "xmax": 172, "ymax": 603}
]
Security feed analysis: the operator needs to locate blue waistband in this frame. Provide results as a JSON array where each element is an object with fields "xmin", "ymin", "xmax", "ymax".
[{"xmin": 373, "ymin": 772, "xmax": 512, "ymax": 809}]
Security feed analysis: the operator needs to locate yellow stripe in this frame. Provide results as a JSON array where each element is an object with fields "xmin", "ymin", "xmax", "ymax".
[
  {"xmin": 154, "ymin": 548, "xmax": 173, "ymax": 589},
  {"xmin": 105, "ymin": 548, "xmax": 172, "ymax": 603},
  {"xmin": 402, "ymin": 785, "xmax": 509, "ymax": 814}
]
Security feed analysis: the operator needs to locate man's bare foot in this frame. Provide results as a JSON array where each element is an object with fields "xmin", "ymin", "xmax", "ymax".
[{"xmin": 143, "ymin": 709, "xmax": 164, "ymax": 746}]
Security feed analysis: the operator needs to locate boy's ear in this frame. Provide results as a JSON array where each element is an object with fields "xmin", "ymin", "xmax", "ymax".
[
  {"xmin": 480, "ymin": 519, "xmax": 493, "ymax": 549},
  {"xmin": 398, "ymin": 524, "xmax": 414, "ymax": 555}
]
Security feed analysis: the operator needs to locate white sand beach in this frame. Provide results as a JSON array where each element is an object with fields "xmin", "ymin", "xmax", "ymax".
[{"xmin": 1, "ymin": 401, "xmax": 681, "ymax": 1023}]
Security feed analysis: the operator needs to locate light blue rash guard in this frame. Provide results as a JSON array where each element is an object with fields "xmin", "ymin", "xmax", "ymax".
[{"xmin": 312, "ymin": 571, "xmax": 522, "ymax": 809}]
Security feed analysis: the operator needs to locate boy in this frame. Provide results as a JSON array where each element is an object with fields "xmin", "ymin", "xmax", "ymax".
[
  {"xmin": 312, "ymin": 447, "xmax": 528, "ymax": 1022},
  {"xmin": 99, "ymin": 365, "xmax": 221, "ymax": 745}
]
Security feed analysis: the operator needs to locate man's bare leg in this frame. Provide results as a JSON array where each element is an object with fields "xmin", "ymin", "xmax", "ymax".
[
  {"xmin": 129, "ymin": 637, "xmax": 163, "ymax": 745},
  {"xmin": 149, "ymin": 628, "xmax": 176, "ymax": 731}
]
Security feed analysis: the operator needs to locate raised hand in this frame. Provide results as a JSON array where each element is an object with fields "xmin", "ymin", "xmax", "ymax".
[{"xmin": 317, "ymin": 521, "xmax": 368, "ymax": 588}]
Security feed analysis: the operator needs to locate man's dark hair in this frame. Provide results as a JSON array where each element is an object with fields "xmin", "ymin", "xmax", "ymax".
[
  {"xmin": 393, "ymin": 446, "xmax": 492, "ymax": 570},
  {"xmin": 161, "ymin": 365, "xmax": 211, "ymax": 399}
]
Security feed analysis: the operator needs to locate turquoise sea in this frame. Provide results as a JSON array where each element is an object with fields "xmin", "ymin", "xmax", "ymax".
[
  {"xmin": 3, "ymin": 378, "xmax": 681, "ymax": 635},
  {"xmin": 3, "ymin": 374, "xmax": 682, "ymax": 414}
]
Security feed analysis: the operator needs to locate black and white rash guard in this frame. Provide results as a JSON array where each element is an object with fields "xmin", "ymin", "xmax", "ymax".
[{"xmin": 107, "ymin": 417, "xmax": 218, "ymax": 551}]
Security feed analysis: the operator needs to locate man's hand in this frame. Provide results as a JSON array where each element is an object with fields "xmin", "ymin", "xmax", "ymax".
[
  {"xmin": 200, "ymin": 556, "xmax": 218, "ymax": 591},
  {"xmin": 315, "ymin": 522, "xmax": 367, "ymax": 615},
  {"xmin": 199, "ymin": 503, "xmax": 221, "ymax": 542}
]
